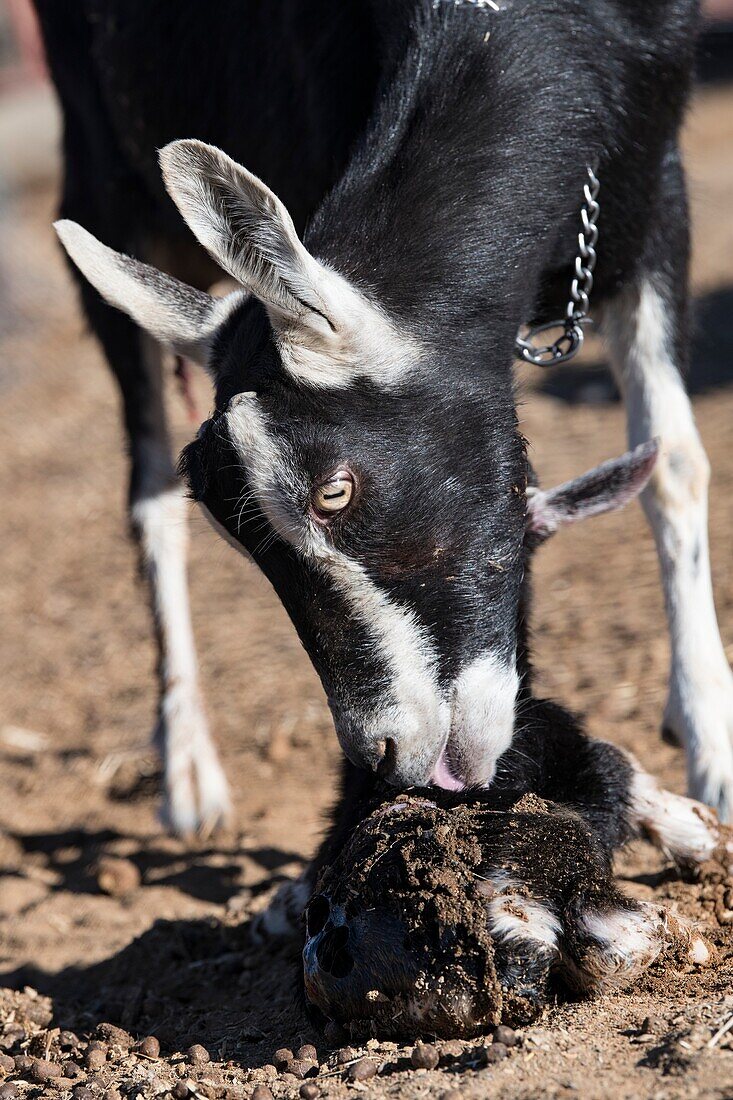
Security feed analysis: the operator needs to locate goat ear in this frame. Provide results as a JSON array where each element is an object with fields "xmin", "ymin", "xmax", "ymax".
[
  {"xmin": 54, "ymin": 220, "xmax": 241, "ymax": 371},
  {"xmin": 158, "ymin": 139, "xmax": 340, "ymax": 342},
  {"xmin": 526, "ymin": 440, "xmax": 658, "ymax": 545}
]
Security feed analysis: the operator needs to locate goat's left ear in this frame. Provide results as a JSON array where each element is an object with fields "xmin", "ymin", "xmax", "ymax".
[
  {"xmin": 526, "ymin": 440, "xmax": 658, "ymax": 545},
  {"xmin": 54, "ymin": 220, "xmax": 242, "ymax": 373}
]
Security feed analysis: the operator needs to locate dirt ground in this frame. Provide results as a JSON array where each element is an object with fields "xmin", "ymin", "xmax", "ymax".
[{"xmin": 1, "ymin": 78, "xmax": 733, "ymax": 1100}]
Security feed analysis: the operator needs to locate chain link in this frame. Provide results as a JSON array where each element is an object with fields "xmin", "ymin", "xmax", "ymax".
[{"xmin": 515, "ymin": 166, "xmax": 600, "ymax": 367}]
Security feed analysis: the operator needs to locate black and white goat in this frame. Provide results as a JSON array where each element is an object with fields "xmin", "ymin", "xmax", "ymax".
[
  {"xmin": 34, "ymin": 0, "xmax": 733, "ymax": 829},
  {"xmin": 301, "ymin": 704, "xmax": 727, "ymax": 1037}
]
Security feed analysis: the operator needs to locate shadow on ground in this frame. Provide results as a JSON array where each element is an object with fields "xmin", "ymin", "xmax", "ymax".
[
  {"xmin": 6, "ymin": 826, "xmax": 304, "ymax": 905},
  {"xmin": 0, "ymin": 911, "xmax": 313, "ymax": 1065},
  {"xmin": 534, "ymin": 285, "xmax": 733, "ymax": 405}
]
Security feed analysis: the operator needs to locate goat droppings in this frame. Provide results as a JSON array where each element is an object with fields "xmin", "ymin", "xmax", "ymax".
[
  {"xmin": 410, "ymin": 1042, "xmax": 440, "ymax": 1070},
  {"xmin": 286, "ymin": 1058, "xmax": 318, "ymax": 1079},
  {"xmin": 94, "ymin": 856, "xmax": 141, "ymax": 897},
  {"xmin": 186, "ymin": 1043, "xmax": 210, "ymax": 1065},
  {"xmin": 273, "ymin": 1047, "xmax": 293, "ymax": 1071},
  {"xmin": 29, "ymin": 1058, "xmax": 62, "ymax": 1083},
  {"xmin": 251, "ymin": 1087, "xmax": 274, "ymax": 1100},
  {"xmin": 347, "ymin": 1058, "xmax": 379, "ymax": 1081},
  {"xmin": 480, "ymin": 1041, "xmax": 508, "ymax": 1064},
  {"xmin": 136, "ymin": 1036, "xmax": 160, "ymax": 1060},
  {"xmin": 493, "ymin": 1025, "xmax": 518, "ymax": 1047}
]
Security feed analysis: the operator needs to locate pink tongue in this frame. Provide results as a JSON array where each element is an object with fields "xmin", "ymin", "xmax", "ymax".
[{"xmin": 431, "ymin": 749, "xmax": 465, "ymax": 791}]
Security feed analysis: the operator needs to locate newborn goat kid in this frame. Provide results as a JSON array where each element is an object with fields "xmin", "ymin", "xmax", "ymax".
[
  {"xmin": 303, "ymin": 704, "xmax": 726, "ymax": 1038},
  {"xmin": 278, "ymin": 448, "xmax": 729, "ymax": 1037}
]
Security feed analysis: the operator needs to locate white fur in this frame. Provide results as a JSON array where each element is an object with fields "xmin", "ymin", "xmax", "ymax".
[
  {"xmin": 575, "ymin": 904, "xmax": 664, "ymax": 989},
  {"xmin": 446, "ymin": 652, "xmax": 519, "ymax": 787},
  {"xmin": 487, "ymin": 876, "xmax": 562, "ymax": 953},
  {"xmin": 159, "ymin": 140, "xmax": 420, "ymax": 389},
  {"xmin": 54, "ymin": 219, "xmax": 246, "ymax": 371},
  {"xmin": 604, "ymin": 278, "xmax": 733, "ymax": 819},
  {"xmin": 131, "ymin": 487, "xmax": 231, "ymax": 835},
  {"xmin": 251, "ymin": 876, "xmax": 311, "ymax": 942},
  {"xmin": 627, "ymin": 756, "xmax": 730, "ymax": 869}
]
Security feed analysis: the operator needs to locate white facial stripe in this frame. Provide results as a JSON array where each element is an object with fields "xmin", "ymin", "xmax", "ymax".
[
  {"xmin": 226, "ymin": 396, "xmax": 449, "ymax": 775},
  {"xmin": 448, "ymin": 651, "xmax": 519, "ymax": 786},
  {"xmin": 226, "ymin": 393, "xmax": 307, "ymax": 547},
  {"xmin": 316, "ymin": 548, "xmax": 450, "ymax": 775}
]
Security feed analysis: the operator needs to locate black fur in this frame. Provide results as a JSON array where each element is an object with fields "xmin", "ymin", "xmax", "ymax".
[{"xmin": 35, "ymin": 0, "xmax": 699, "ymax": 783}]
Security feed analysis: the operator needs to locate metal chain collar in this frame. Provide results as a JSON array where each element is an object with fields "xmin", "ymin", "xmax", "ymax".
[{"xmin": 515, "ymin": 166, "xmax": 600, "ymax": 367}]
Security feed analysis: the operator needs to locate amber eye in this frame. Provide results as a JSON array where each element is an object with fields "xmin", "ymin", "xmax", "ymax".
[{"xmin": 312, "ymin": 470, "xmax": 354, "ymax": 517}]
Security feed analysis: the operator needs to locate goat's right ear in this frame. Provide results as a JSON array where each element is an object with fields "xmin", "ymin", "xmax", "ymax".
[
  {"xmin": 54, "ymin": 220, "xmax": 242, "ymax": 372},
  {"xmin": 526, "ymin": 440, "xmax": 658, "ymax": 546}
]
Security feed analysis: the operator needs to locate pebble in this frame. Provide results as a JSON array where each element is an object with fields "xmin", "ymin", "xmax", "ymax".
[
  {"xmin": 59, "ymin": 1031, "xmax": 80, "ymax": 1050},
  {"xmin": 72, "ymin": 1089, "xmax": 95, "ymax": 1100},
  {"xmin": 335, "ymin": 1047, "xmax": 357, "ymax": 1065},
  {"xmin": 65, "ymin": 1061, "xmax": 84, "ymax": 1078},
  {"xmin": 300, "ymin": 1085, "xmax": 320, "ymax": 1100},
  {"xmin": 411, "ymin": 1042, "xmax": 439, "ymax": 1070},
  {"xmin": 296, "ymin": 1044, "xmax": 318, "ymax": 1064},
  {"xmin": 0, "ymin": 1086, "xmax": 18, "ymax": 1100},
  {"xmin": 493, "ymin": 1025, "xmax": 518, "ymax": 1047},
  {"xmin": 273, "ymin": 1047, "xmax": 294, "ymax": 1071},
  {"xmin": 347, "ymin": 1058, "xmax": 379, "ymax": 1082},
  {"xmin": 187, "ymin": 1043, "xmax": 210, "ymax": 1065},
  {"xmin": 84, "ymin": 1047, "xmax": 107, "ymax": 1071},
  {"xmin": 95, "ymin": 856, "xmax": 141, "ymax": 897},
  {"xmin": 137, "ymin": 1035, "xmax": 161, "ymax": 1059},
  {"xmin": 0, "ymin": 1054, "xmax": 14, "ymax": 1074},
  {"xmin": 30, "ymin": 1058, "xmax": 63, "ymax": 1083},
  {"xmin": 172, "ymin": 1083, "xmax": 192, "ymax": 1099},
  {"xmin": 13, "ymin": 1055, "xmax": 33, "ymax": 1074},
  {"xmin": 252, "ymin": 1087, "xmax": 274, "ymax": 1100},
  {"xmin": 482, "ymin": 1042, "xmax": 508, "ymax": 1064}
]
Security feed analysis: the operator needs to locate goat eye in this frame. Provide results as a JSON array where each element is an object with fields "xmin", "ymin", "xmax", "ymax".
[{"xmin": 312, "ymin": 470, "xmax": 354, "ymax": 517}]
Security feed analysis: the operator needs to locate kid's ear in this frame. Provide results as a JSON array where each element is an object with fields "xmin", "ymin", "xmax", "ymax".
[
  {"xmin": 54, "ymin": 219, "xmax": 244, "ymax": 373},
  {"xmin": 526, "ymin": 440, "xmax": 658, "ymax": 545}
]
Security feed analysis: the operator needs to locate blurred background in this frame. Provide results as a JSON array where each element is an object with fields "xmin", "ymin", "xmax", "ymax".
[{"xmin": 0, "ymin": 0, "xmax": 731, "ymax": 1030}]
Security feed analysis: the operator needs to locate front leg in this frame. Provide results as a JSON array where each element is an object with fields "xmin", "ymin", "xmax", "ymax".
[
  {"xmin": 603, "ymin": 182, "xmax": 733, "ymax": 819},
  {"xmin": 624, "ymin": 751, "xmax": 732, "ymax": 874}
]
